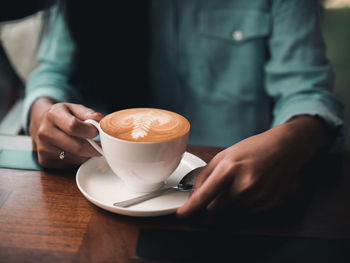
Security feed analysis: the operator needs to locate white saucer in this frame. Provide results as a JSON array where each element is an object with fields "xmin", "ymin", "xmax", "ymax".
[{"xmin": 76, "ymin": 152, "xmax": 206, "ymax": 217}]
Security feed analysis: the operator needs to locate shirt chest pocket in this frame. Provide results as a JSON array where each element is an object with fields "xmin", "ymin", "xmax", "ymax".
[
  {"xmin": 198, "ymin": 9, "xmax": 271, "ymax": 44},
  {"xmin": 183, "ymin": 9, "xmax": 271, "ymax": 102}
]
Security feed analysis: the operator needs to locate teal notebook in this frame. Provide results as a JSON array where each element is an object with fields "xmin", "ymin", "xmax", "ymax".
[{"xmin": 0, "ymin": 149, "xmax": 41, "ymax": 171}]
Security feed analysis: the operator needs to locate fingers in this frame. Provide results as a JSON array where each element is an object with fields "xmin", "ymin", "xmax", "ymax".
[
  {"xmin": 37, "ymin": 126, "xmax": 101, "ymax": 158},
  {"xmin": 31, "ymin": 101, "xmax": 104, "ymax": 169},
  {"xmin": 177, "ymin": 160, "xmax": 234, "ymax": 218},
  {"xmin": 47, "ymin": 103, "xmax": 104, "ymax": 138},
  {"xmin": 66, "ymin": 103, "xmax": 102, "ymax": 121},
  {"xmin": 191, "ymin": 152, "xmax": 223, "ymax": 190},
  {"xmin": 206, "ymin": 170, "xmax": 299, "ymax": 214},
  {"xmin": 37, "ymin": 141, "xmax": 88, "ymax": 169},
  {"xmin": 206, "ymin": 186, "xmax": 266, "ymax": 213},
  {"xmin": 177, "ymin": 156, "xmax": 289, "ymax": 218},
  {"xmin": 192, "ymin": 163, "xmax": 214, "ymax": 191}
]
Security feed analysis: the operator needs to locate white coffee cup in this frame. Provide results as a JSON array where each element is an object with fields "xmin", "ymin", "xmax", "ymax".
[{"xmin": 85, "ymin": 112, "xmax": 189, "ymax": 193}]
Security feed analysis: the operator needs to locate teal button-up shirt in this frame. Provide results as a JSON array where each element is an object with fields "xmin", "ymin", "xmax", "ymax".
[{"xmin": 24, "ymin": 0, "xmax": 345, "ymax": 150}]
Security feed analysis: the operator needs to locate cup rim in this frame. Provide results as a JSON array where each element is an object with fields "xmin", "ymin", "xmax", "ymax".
[
  {"xmin": 99, "ymin": 108, "xmax": 190, "ymax": 144},
  {"xmin": 99, "ymin": 123, "xmax": 190, "ymax": 144}
]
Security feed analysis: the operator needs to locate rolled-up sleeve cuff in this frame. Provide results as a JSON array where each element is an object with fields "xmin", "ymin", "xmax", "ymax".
[
  {"xmin": 22, "ymin": 87, "xmax": 69, "ymax": 133},
  {"xmin": 272, "ymin": 99, "xmax": 347, "ymax": 153}
]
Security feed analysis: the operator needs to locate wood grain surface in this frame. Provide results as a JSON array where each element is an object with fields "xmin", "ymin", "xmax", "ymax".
[{"xmin": 0, "ymin": 135, "xmax": 349, "ymax": 262}]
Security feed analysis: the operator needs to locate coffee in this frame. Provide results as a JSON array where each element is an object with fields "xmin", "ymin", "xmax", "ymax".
[
  {"xmin": 85, "ymin": 108, "xmax": 190, "ymax": 192},
  {"xmin": 100, "ymin": 108, "xmax": 190, "ymax": 142}
]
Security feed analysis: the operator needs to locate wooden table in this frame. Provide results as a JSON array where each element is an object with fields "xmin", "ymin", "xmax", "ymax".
[{"xmin": 0, "ymin": 134, "xmax": 349, "ymax": 262}]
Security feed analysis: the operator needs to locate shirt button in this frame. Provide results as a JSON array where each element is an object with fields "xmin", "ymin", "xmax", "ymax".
[{"xmin": 232, "ymin": 30, "xmax": 243, "ymax": 41}]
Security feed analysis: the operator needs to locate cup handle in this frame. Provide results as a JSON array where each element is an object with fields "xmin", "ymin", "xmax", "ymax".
[{"xmin": 84, "ymin": 119, "xmax": 104, "ymax": 156}]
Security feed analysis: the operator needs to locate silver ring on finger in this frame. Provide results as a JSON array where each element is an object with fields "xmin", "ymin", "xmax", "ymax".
[{"xmin": 59, "ymin": 151, "xmax": 65, "ymax": 160}]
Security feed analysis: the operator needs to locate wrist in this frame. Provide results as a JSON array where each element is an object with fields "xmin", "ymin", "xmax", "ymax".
[
  {"xmin": 29, "ymin": 97, "xmax": 55, "ymax": 135},
  {"xmin": 285, "ymin": 115, "xmax": 330, "ymax": 156},
  {"xmin": 30, "ymin": 97, "xmax": 55, "ymax": 116}
]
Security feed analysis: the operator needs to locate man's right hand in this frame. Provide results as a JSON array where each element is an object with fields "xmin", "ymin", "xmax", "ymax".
[{"xmin": 29, "ymin": 97, "xmax": 104, "ymax": 169}]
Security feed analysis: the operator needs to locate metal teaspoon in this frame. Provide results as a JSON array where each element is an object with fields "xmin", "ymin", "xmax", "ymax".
[{"xmin": 113, "ymin": 166, "xmax": 204, "ymax": 208}]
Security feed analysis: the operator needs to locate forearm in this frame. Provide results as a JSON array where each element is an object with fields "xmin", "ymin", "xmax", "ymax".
[
  {"xmin": 23, "ymin": 3, "xmax": 78, "ymax": 133},
  {"xmin": 265, "ymin": 0, "xmax": 345, "ymax": 153}
]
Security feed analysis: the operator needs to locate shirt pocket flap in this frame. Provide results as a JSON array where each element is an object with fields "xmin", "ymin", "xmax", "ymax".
[{"xmin": 199, "ymin": 10, "xmax": 271, "ymax": 43}]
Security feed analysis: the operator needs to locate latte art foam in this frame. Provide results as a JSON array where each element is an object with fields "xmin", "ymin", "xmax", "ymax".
[{"xmin": 100, "ymin": 108, "xmax": 190, "ymax": 142}]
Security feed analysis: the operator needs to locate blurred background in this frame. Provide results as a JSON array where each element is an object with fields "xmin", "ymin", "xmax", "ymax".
[
  {"xmin": 0, "ymin": 0, "xmax": 349, "ymax": 148},
  {"xmin": 322, "ymin": 0, "xmax": 350, "ymax": 150}
]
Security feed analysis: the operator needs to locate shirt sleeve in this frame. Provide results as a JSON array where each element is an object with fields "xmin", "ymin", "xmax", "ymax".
[
  {"xmin": 265, "ymin": 0, "xmax": 346, "ymax": 152},
  {"xmin": 22, "ymin": 5, "xmax": 80, "ymax": 132}
]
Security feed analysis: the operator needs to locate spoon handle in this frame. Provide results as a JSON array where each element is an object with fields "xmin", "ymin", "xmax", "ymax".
[{"xmin": 113, "ymin": 187, "xmax": 176, "ymax": 208}]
